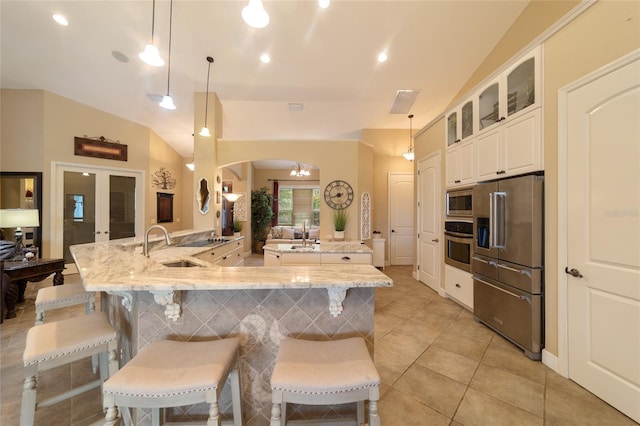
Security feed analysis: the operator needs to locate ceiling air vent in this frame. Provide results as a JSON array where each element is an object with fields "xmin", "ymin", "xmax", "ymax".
[
  {"xmin": 389, "ymin": 90, "xmax": 420, "ymax": 114},
  {"xmin": 288, "ymin": 103, "xmax": 304, "ymax": 112}
]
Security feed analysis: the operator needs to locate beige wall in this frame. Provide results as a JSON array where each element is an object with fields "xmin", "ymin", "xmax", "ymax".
[
  {"xmin": 361, "ymin": 129, "xmax": 413, "ymax": 258},
  {"xmin": 0, "ymin": 89, "xmax": 187, "ymax": 256},
  {"xmin": 218, "ymin": 139, "xmax": 371, "ymax": 243},
  {"xmin": 148, "ymin": 129, "xmax": 184, "ymax": 233},
  {"xmin": 413, "ymin": 0, "xmax": 640, "ymax": 356}
]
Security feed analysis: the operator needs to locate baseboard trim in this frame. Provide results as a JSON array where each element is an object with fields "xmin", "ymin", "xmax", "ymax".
[{"xmin": 542, "ymin": 349, "xmax": 563, "ymax": 375}]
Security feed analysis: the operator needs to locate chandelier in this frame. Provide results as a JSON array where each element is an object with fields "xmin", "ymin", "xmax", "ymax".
[{"xmin": 290, "ymin": 162, "xmax": 311, "ymax": 177}]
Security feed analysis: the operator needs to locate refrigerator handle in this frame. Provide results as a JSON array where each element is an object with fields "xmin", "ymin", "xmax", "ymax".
[
  {"xmin": 489, "ymin": 192, "xmax": 495, "ymax": 248},
  {"xmin": 494, "ymin": 191, "xmax": 507, "ymax": 249}
]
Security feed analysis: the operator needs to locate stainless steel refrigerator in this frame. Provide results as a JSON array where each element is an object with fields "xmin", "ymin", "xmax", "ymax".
[{"xmin": 472, "ymin": 173, "xmax": 544, "ymax": 360}]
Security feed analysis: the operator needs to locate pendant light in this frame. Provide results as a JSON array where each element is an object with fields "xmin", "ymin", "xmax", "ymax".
[
  {"xmin": 402, "ymin": 114, "xmax": 415, "ymax": 161},
  {"xmin": 159, "ymin": 0, "xmax": 176, "ymax": 110},
  {"xmin": 139, "ymin": 0, "xmax": 164, "ymax": 67},
  {"xmin": 199, "ymin": 56, "xmax": 214, "ymax": 137},
  {"xmin": 186, "ymin": 153, "xmax": 195, "ymax": 171},
  {"xmin": 242, "ymin": 0, "xmax": 269, "ymax": 29}
]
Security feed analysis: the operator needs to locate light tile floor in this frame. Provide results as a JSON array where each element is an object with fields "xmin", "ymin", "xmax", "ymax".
[{"xmin": 0, "ymin": 258, "xmax": 636, "ymax": 425}]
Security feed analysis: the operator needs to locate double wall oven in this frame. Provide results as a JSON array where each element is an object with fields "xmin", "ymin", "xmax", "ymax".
[{"xmin": 444, "ymin": 188, "xmax": 474, "ymax": 273}]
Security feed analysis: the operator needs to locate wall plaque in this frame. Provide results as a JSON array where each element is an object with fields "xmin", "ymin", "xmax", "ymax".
[{"xmin": 74, "ymin": 136, "xmax": 127, "ymax": 161}]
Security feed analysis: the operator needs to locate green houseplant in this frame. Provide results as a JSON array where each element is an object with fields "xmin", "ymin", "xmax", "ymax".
[
  {"xmin": 332, "ymin": 209, "xmax": 348, "ymax": 240},
  {"xmin": 251, "ymin": 187, "xmax": 274, "ymax": 253},
  {"xmin": 233, "ymin": 220, "xmax": 242, "ymax": 236}
]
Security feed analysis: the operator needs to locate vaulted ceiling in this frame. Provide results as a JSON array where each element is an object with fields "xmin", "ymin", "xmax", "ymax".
[{"xmin": 1, "ymin": 0, "xmax": 530, "ymax": 156}]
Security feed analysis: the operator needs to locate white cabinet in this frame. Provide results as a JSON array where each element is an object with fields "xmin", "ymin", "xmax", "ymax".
[
  {"xmin": 445, "ymin": 138, "xmax": 475, "ymax": 187},
  {"xmin": 444, "ymin": 265, "xmax": 473, "ymax": 310},
  {"xmin": 372, "ymin": 238, "xmax": 385, "ymax": 269},
  {"xmin": 193, "ymin": 238, "xmax": 244, "ymax": 266},
  {"xmin": 445, "ymin": 45, "xmax": 543, "ymax": 186},
  {"xmin": 446, "ymin": 99, "xmax": 475, "ymax": 147},
  {"xmin": 264, "ymin": 250, "xmax": 281, "ymax": 266},
  {"xmin": 281, "ymin": 252, "xmax": 321, "ymax": 265},
  {"xmin": 476, "ymin": 107, "xmax": 542, "ymax": 181},
  {"xmin": 321, "ymin": 253, "xmax": 372, "ymax": 265}
]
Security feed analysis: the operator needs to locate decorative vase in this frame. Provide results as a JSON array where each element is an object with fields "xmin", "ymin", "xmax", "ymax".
[{"xmin": 334, "ymin": 231, "xmax": 345, "ymax": 241}]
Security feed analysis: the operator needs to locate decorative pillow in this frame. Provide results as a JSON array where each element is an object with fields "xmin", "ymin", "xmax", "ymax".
[
  {"xmin": 282, "ymin": 227, "xmax": 295, "ymax": 239},
  {"xmin": 271, "ymin": 226, "xmax": 283, "ymax": 239}
]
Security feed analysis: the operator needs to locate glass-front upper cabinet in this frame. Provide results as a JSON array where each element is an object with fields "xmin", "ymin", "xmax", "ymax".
[
  {"xmin": 478, "ymin": 81, "xmax": 500, "ymax": 131},
  {"xmin": 476, "ymin": 45, "xmax": 541, "ymax": 133},
  {"xmin": 447, "ymin": 111, "xmax": 458, "ymax": 146},
  {"xmin": 461, "ymin": 100, "xmax": 474, "ymax": 139},
  {"xmin": 507, "ymin": 56, "xmax": 535, "ymax": 116},
  {"xmin": 446, "ymin": 98, "xmax": 475, "ymax": 146}
]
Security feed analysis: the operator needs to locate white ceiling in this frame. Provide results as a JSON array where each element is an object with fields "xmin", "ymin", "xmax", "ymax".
[{"xmin": 1, "ymin": 0, "xmax": 530, "ymax": 157}]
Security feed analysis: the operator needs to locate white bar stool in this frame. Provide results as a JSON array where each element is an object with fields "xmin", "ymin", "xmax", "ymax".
[
  {"xmin": 102, "ymin": 338, "xmax": 243, "ymax": 426},
  {"xmin": 20, "ymin": 311, "xmax": 119, "ymax": 426},
  {"xmin": 270, "ymin": 337, "xmax": 381, "ymax": 426},
  {"xmin": 35, "ymin": 282, "xmax": 95, "ymax": 325}
]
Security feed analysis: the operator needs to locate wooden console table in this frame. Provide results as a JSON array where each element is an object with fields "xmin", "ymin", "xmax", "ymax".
[{"xmin": 1, "ymin": 258, "xmax": 65, "ymax": 323}]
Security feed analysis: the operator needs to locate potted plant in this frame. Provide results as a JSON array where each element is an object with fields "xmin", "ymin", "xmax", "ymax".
[
  {"xmin": 332, "ymin": 210, "xmax": 348, "ymax": 241},
  {"xmin": 251, "ymin": 187, "xmax": 274, "ymax": 253},
  {"xmin": 233, "ymin": 220, "xmax": 242, "ymax": 237},
  {"xmin": 373, "ymin": 230, "xmax": 381, "ymax": 239}
]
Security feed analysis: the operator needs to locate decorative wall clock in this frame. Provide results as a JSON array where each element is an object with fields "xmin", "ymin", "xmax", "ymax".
[{"xmin": 324, "ymin": 180, "xmax": 354, "ymax": 210}]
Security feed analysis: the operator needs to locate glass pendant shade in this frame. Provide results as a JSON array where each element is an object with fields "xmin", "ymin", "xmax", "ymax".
[
  {"xmin": 242, "ymin": 0, "xmax": 269, "ymax": 28},
  {"xmin": 402, "ymin": 148, "xmax": 415, "ymax": 161},
  {"xmin": 159, "ymin": 95, "xmax": 176, "ymax": 110},
  {"xmin": 139, "ymin": 44, "xmax": 164, "ymax": 67},
  {"xmin": 199, "ymin": 126, "xmax": 211, "ymax": 137}
]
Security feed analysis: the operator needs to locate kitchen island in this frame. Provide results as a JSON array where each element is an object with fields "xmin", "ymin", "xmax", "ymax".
[
  {"xmin": 263, "ymin": 241, "xmax": 374, "ymax": 266},
  {"xmin": 70, "ymin": 229, "xmax": 392, "ymax": 425}
]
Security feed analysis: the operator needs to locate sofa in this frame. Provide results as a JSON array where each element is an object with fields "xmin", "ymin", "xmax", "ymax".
[{"xmin": 265, "ymin": 225, "xmax": 320, "ymax": 245}]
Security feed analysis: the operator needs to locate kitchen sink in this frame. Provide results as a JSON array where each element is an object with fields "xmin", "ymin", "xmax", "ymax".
[
  {"xmin": 290, "ymin": 245, "xmax": 316, "ymax": 251},
  {"xmin": 162, "ymin": 260, "xmax": 201, "ymax": 267}
]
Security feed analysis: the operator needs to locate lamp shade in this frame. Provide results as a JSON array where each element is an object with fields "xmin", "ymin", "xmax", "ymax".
[
  {"xmin": 0, "ymin": 209, "xmax": 40, "ymax": 228},
  {"xmin": 222, "ymin": 193, "xmax": 242, "ymax": 203},
  {"xmin": 242, "ymin": 0, "xmax": 269, "ymax": 28}
]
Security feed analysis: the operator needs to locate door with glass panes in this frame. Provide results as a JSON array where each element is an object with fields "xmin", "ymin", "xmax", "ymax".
[{"xmin": 53, "ymin": 163, "xmax": 143, "ymax": 271}]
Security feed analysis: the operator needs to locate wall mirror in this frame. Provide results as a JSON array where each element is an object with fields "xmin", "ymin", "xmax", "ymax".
[
  {"xmin": 0, "ymin": 172, "xmax": 43, "ymax": 257},
  {"xmin": 197, "ymin": 177, "xmax": 210, "ymax": 214}
]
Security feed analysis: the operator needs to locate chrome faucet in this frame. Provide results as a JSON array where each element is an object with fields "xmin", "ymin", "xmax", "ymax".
[
  {"xmin": 143, "ymin": 225, "xmax": 172, "ymax": 256},
  {"xmin": 302, "ymin": 221, "xmax": 307, "ymax": 247}
]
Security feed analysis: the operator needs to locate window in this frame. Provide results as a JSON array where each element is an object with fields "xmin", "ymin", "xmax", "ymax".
[{"xmin": 277, "ymin": 187, "xmax": 320, "ymax": 226}]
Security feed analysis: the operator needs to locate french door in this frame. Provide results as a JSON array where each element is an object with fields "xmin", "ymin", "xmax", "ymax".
[{"xmin": 52, "ymin": 163, "xmax": 144, "ymax": 271}]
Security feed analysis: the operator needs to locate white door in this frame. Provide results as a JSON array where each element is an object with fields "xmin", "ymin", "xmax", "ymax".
[
  {"xmin": 389, "ymin": 173, "xmax": 414, "ymax": 265},
  {"xmin": 52, "ymin": 163, "xmax": 144, "ymax": 272},
  {"xmin": 418, "ymin": 153, "xmax": 441, "ymax": 292},
  {"xmin": 566, "ymin": 55, "xmax": 640, "ymax": 423}
]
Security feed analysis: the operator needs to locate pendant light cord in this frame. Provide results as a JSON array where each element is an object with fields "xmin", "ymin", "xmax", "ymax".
[
  {"xmin": 150, "ymin": 0, "xmax": 156, "ymax": 44},
  {"xmin": 204, "ymin": 59, "xmax": 211, "ymax": 126},
  {"xmin": 409, "ymin": 114, "xmax": 414, "ymax": 150},
  {"xmin": 166, "ymin": 0, "xmax": 173, "ymax": 95}
]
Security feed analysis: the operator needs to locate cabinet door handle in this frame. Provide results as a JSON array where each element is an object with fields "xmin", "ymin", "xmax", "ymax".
[
  {"xmin": 455, "ymin": 283, "xmax": 461, "ymax": 288},
  {"xmin": 276, "ymin": 255, "xmax": 280, "ymax": 259},
  {"xmin": 341, "ymin": 256, "xmax": 351, "ymax": 261},
  {"xmin": 222, "ymin": 255, "xmax": 228, "ymax": 260},
  {"xmin": 210, "ymin": 252, "xmax": 215, "ymax": 256},
  {"xmin": 454, "ymin": 180, "xmax": 461, "ymax": 183},
  {"xmin": 496, "ymin": 170, "xmax": 506, "ymax": 175}
]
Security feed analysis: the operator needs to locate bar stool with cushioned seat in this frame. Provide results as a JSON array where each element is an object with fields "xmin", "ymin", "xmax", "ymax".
[
  {"xmin": 34, "ymin": 282, "xmax": 95, "ymax": 325},
  {"xmin": 102, "ymin": 338, "xmax": 243, "ymax": 426},
  {"xmin": 270, "ymin": 337, "xmax": 381, "ymax": 426},
  {"xmin": 20, "ymin": 311, "xmax": 119, "ymax": 426}
]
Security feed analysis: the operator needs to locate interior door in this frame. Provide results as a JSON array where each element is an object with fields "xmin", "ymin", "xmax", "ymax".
[
  {"xmin": 389, "ymin": 173, "xmax": 414, "ymax": 265},
  {"xmin": 418, "ymin": 153, "xmax": 440, "ymax": 292},
  {"xmin": 566, "ymin": 56, "xmax": 640, "ymax": 423},
  {"xmin": 53, "ymin": 163, "xmax": 144, "ymax": 272}
]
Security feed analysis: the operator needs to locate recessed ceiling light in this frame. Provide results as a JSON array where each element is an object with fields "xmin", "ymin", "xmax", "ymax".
[
  {"xmin": 377, "ymin": 52, "xmax": 388, "ymax": 63},
  {"xmin": 52, "ymin": 14, "xmax": 68, "ymax": 26},
  {"xmin": 260, "ymin": 53, "xmax": 271, "ymax": 64},
  {"xmin": 319, "ymin": 0, "xmax": 330, "ymax": 9},
  {"xmin": 288, "ymin": 103, "xmax": 304, "ymax": 112}
]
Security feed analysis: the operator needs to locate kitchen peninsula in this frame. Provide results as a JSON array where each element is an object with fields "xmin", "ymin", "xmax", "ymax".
[
  {"xmin": 70, "ymin": 229, "xmax": 392, "ymax": 424},
  {"xmin": 263, "ymin": 241, "xmax": 374, "ymax": 266}
]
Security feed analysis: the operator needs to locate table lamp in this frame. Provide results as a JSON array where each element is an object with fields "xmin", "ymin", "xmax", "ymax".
[{"xmin": 0, "ymin": 209, "xmax": 40, "ymax": 258}]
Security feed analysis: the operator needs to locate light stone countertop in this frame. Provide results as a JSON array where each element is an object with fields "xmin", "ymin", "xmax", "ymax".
[{"xmin": 70, "ymin": 229, "xmax": 392, "ymax": 294}]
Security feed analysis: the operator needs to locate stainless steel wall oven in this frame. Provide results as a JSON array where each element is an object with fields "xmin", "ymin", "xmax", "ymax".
[{"xmin": 444, "ymin": 220, "xmax": 473, "ymax": 272}]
